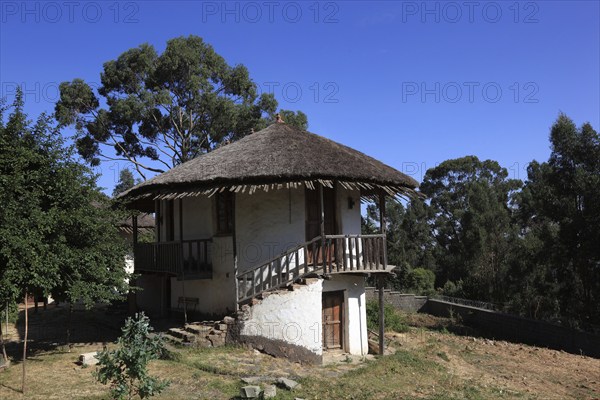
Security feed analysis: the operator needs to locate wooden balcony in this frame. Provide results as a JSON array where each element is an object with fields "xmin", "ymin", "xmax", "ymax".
[{"xmin": 134, "ymin": 239, "xmax": 212, "ymax": 279}]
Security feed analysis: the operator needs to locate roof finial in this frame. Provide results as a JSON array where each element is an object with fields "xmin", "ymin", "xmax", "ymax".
[{"xmin": 275, "ymin": 113, "xmax": 284, "ymax": 123}]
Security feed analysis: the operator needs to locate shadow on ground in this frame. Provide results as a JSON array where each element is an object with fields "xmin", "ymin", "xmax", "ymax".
[{"xmin": 3, "ymin": 302, "xmax": 188, "ymax": 362}]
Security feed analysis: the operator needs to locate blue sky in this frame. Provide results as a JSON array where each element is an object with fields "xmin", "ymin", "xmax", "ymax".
[{"xmin": 1, "ymin": 1, "xmax": 599, "ymax": 193}]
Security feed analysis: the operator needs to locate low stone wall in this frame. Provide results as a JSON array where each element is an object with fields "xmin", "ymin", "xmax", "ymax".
[
  {"xmin": 365, "ymin": 287, "xmax": 427, "ymax": 313},
  {"xmin": 366, "ymin": 288, "xmax": 600, "ymax": 359}
]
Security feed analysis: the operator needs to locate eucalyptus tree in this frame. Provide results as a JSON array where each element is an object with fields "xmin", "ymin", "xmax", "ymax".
[
  {"xmin": 513, "ymin": 115, "xmax": 600, "ymax": 328},
  {"xmin": 420, "ymin": 156, "xmax": 522, "ymax": 302},
  {"xmin": 56, "ymin": 35, "xmax": 308, "ymax": 179}
]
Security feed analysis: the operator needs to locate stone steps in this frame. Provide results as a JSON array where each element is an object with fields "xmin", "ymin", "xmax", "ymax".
[
  {"xmin": 161, "ymin": 319, "xmax": 232, "ymax": 348},
  {"xmin": 147, "ymin": 332, "xmax": 187, "ymax": 352},
  {"xmin": 185, "ymin": 322, "xmax": 212, "ymax": 335},
  {"xmin": 168, "ymin": 327, "xmax": 197, "ymax": 343}
]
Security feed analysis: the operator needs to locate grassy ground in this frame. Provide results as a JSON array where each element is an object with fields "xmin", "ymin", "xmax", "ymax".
[{"xmin": 0, "ymin": 306, "xmax": 598, "ymax": 399}]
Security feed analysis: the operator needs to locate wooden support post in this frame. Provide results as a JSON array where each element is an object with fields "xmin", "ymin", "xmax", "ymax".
[
  {"xmin": 232, "ymin": 193, "xmax": 239, "ymax": 310},
  {"xmin": 379, "ymin": 193, "xmax": 387, "ymax": 269},
  {"xmin": 378, "ymin": 274, "xmax": 385, "ymax": 356},
  {"xmin": 179, "ymin": 199, "xmax": 187, "ymax": 325},
  {"xmin": 155, "ymin": 199, "xmax": 161, "ymax": 242},
  {"xmin": 378, "ymin": 192, "xmax": 387, "ymax": 355},
  {"xmin": 132, "ymin": 214, "xmax": 138, "ymax": 245},
  {"xmin": 319, "ymin": 184, "xmax": 326, "ymax": 274}
]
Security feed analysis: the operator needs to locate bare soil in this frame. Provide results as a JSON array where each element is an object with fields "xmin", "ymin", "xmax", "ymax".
[{"xmin": 397, "ymin": 313, "xmax": 600, "ymax": 400}]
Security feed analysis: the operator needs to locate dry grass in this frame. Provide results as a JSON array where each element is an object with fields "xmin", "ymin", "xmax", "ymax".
[{"xmin": 1, "ymin": 309, "xmax": 599, "ymax": 399}]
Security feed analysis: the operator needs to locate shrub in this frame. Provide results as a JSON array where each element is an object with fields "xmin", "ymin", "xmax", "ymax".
[
  {"xmin": 366, "ymin": 300, "xmax": 408, "ymax": 333},
  {"xmin": 441, "ymin": 280, "xmax": 464, "ymax": 297},
  {"xmin": 405, "ymin": 268, "xmax": 436, "ymax": 295},
  {"xmin": 95, "ymin": 312, "xmax": 169, "ymax": 400}
]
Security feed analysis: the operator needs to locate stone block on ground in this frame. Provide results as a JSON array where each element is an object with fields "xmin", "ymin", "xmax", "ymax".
[
  {"xmin": 240, "ymin": 385, "xmax": 262, "ymax": 399},
  {"xmin": 215, "ymin": 323, "xmax": 228, "ymax": 331},
  {"xmin": 241, "ymin": 376, "xmax": 262, "ymax": 384},
  {"xmin": 208, "ymin": 334, "xmax": 225, "ymax": 347},
  {"xmin": 79, "ymin": 351, "xmax": 99, "ymax": 366},
  {"xmin": 277, "ymin": 377, "xmax": 301, "ymax": 390},
  {"xmin": 263, "ymin": 384, "xmax": 277, "ymax": 398}
]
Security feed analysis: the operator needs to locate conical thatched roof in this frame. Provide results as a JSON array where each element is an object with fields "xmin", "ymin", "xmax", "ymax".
[
  {"xmin": 117, "ymin": 213, "xmax": 155, "ymax": 234},
  {"xmin": 120, "ymin": 122, "xmax": 419, "ymax": 208}
]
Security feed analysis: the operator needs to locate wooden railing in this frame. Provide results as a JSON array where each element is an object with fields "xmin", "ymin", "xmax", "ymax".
[
  {"xmin": 134, "ymin": 239, "xmax": 212, "ymax": 279},
  {"xmin": 237, "ymin": 234, "xmax": 387, "ymax": 304},
  {"xmin": 321, "ymin": 234, "xmax": 387, "ymax": 274}
]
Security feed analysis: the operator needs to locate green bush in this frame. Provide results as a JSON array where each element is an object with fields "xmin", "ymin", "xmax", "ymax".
[
  {"xmin": 441, "ymin": 280, "xmax": 464, "ymax": 297},
  {"xmin": 366, "ymin": 300, "xmax": 408, "ymax": 333},
  {"xmin": 95, "ymin": 312, "xmax": 169, "ymax": 400},
  {"xmin": 405, "ymin": 268, "xmax": 436, "ymax": 295}
]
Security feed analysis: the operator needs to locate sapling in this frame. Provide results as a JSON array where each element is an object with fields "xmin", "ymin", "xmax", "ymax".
[{"xmin": 95, "ymin": 312, "xmax": 169, "ymax": 400}]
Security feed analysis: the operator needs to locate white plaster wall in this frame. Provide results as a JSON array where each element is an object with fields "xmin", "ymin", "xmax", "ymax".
[
  {"xmin": 336, "ymin": 186, "xmax": 365, "ymax": 269},
  {"xmin": 323, "ymin": 274, "xmax": 369, "ymax": 356},
  {"xmin": 241, "ymin": 279, "xmax": 323, "ymax": 355},
  {"xmin": 170, "ymin": 235, "xmax": 237, "ymax": 315},
  {"xmin": 235, "ymin": 188, "xmax": 306, "ymax": 273},
  {"xmin": 157, "ymin": 196, "xmax": 236, "ymax": 315},
  {"xmin": 337, "ymin": 185, "xmax": 361, "ymax": 235}
]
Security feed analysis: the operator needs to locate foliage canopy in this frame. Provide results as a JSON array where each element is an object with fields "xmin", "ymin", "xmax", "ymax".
[{"xmin": 56, "ymin": 35, "xmax": 308, "ymax": 179}]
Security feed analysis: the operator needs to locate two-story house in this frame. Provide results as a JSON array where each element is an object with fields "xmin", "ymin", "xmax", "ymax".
[{"xmin": 119, "ymin": 120, "xmax": 419, "ymax": 363}]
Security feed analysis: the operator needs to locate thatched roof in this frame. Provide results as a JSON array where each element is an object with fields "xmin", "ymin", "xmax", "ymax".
[
  {"xmin": 117, "ymin": 213, "xmax": 155, "ymax": 234},
  {"xmin": 120, "ymin": 122, "xmax": 419, "ymax": 208}
]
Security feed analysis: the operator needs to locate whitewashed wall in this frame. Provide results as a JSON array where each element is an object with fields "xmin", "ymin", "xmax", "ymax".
[
  {"xmin": 240, "ymin": 279, "xmax": 323, "ymax": 355},
  {"xmin": 240, "ymin": 274, "xmax": 368, "ymax": 357},
  {"xmin": 337, "ymin": 185, "xmax": 362, "ymax": 234},
  {"xmin": 169, "ymin": 236, "xmax": 237, "ymax": 315},
  {"xmin": 157, "ymin": 196, "xmax": 238, "ymax": 315},
  {"xmin": 323, "ymin": 274, "xmax": 369, "ymax": 355},
  {"xmin": 235, "ymin": 188, "xmax": 306, "ymax": 273}
]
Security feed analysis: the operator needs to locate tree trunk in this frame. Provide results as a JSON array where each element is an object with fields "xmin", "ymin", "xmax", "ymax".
[
  {"xmin": 66, "ymin": 303, "xmax": 73, "ymax": 351},
  {"xmin": 22, "ymin": 292, "xmax": 28, "ymax": 393},
  {"xmin": 0, "ymin": 308, "xmax": 8, "ymax": 367}
]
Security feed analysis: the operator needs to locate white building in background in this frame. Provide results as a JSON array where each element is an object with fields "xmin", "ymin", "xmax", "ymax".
[{"xmin": 119, "ymin": 119, "xmax": 419, "ymax": 363}]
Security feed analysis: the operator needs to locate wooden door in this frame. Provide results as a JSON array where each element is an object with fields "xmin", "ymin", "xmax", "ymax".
[
  {"xmin": 305, "ymin": 187, "xmax": 337, "ymax": 265},
  {"xmin": 322, "ymin": 291, "xmax": 344, "ymax": 350}
]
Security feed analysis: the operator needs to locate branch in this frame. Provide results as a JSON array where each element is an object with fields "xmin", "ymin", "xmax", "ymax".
[{"xmin": 84, "ymin": 108, "xmax": 164, "ymax": 176}]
